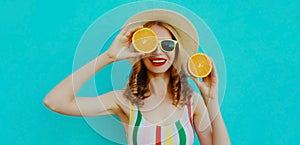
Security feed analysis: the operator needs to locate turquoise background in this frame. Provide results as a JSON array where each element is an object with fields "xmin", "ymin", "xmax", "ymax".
[{"xmin": 0, "ymin": 0, "xmax": 299, "ymax": 145}]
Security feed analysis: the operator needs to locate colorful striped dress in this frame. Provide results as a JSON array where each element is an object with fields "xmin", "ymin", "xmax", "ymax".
[{"xmin": 128, "ymin": 99, "xmax": 194, "ymax": 145}]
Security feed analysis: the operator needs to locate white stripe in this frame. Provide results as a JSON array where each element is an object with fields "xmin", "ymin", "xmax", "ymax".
[
  {"xmin": 171, "ymin": 124, "xmax": 180, "ymax": 145},
  {"xmin": 136, "ymin": 118, "xmax": 144, "ymax": 144},
  {"xmin": 183, "ymin": 106, "xmax": 195, "ymax": 145},
  {"xmin": 135, "ymin": 109, "xmax": 158, "ymax": 145},
  {"xmin": 161, "ymin": 126, "xmax": 166, "ymax": 145}
]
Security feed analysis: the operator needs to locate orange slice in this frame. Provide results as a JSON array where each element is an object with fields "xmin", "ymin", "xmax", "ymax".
[
  {"xmin": 188, "ymin": 53, "xmax": 212, "ymax": 78},
  {"xmin": 132, "ymin": 28, "xmax": 158, "ymax": 53}
]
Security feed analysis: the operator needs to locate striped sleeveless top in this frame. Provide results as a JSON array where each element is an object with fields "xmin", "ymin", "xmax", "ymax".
[{"xmin": 127, "ymin": 98, "xmax": 194, "ymax": 145}]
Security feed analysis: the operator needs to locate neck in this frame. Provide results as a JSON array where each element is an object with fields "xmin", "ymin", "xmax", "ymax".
[{"xmin": 147, "ymin": 71, "xmax": 171, "ymax": 98}]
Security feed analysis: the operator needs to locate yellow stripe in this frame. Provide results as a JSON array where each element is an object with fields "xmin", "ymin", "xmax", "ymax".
[
  {"xmin": 166, "ymin": 125, "xmax": 173, "ymax": 145},
  {"xmin": 129, "ymin": 103, "xmax": 134, "ymax": 126}
]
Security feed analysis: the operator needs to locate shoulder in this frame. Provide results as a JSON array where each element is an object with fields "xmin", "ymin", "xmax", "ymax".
[
  {"xmin": 108, "ymin": 90, "xmax": 129, "ymax": 106},
  {"xmin": 109, "ymin": 90, "xmax": 131, "ymax": 115}
]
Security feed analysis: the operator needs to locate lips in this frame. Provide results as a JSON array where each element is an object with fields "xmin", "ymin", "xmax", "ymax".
[{"xmin": 149, "ymin": 57, "xmax": 167, "ymax": 66}]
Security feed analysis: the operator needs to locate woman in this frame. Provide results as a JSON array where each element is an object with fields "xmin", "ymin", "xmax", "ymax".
[{"xmin": 44, "ymin": 9, "xmax": 230, "ymax": 145}]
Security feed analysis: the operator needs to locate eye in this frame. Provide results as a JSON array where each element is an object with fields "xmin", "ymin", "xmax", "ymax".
[{"xmin": 161, "ymin": 40, "xmax": 175, "ymax": 51}]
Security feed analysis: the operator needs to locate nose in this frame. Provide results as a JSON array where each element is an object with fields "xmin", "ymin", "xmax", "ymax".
[{"xmin": 151, "ymin": 44, "xmax": 163, "ymax": 55}]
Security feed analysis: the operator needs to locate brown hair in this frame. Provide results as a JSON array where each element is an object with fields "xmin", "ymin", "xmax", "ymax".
[{"xmin": 123, "ymin": 21, "xmax": 193, "ymax": 107}]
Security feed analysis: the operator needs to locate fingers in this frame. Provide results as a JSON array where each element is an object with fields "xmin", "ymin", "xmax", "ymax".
[
  {"xmin": 209, "ymin": 57, "xmax": 218, "ymax": 80},
  {"xmin": 190, "ymin": 75, "xmax": 198, "ymax": 81},
  {"xmin": 202, "ymin": 57, "xmax": 217, "ymax": 82},
  {"xmin": 202, "ymin": 76, "xmax": 210, "ymax": 82},
  {"xmin": 122, "ymin": 51, "xmax": 145, "ymax": 60},
  {"xmin": 126, "ymin": 26, "xmax": 143, "ymax": 39},
  {"xmin": 201, "ymin": 57, "xmax": 219, "ymax": 85},
  {"xmin": 210, "ymin": 57, "xmax": 216, "ymax": 74},
  {"xmin": 190, "ymin": 75, "xmax": 206, "ymax": 90},
  {"xmin": 125, "ymin": 52, "xmax": 146, "ymax": 64},
  {"xmin": 120, "ymin": 24, "xmax": 132, "ymax": 35},
  {"xmin": 131, "ymin": 52, "xmax": 145, "ymax": 58},
  {"xmin": 121, "ymin": 24, "xmax": 143, "ymax": 39}
]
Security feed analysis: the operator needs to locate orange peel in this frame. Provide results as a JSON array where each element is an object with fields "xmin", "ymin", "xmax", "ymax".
[{"xmin": 188, "ymin": 53, "xmax": 212, "ymax": 78}]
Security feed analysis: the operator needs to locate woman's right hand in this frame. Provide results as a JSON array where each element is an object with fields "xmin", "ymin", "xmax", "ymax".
[{"xmin": 104, "ymin": 25, "xmax": 145, "ymax": 62}]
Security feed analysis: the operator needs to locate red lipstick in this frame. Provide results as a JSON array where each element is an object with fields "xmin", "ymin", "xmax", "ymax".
[{"xmin": 149, "ymin": 57, "xmax": 167, "ymax": 66}]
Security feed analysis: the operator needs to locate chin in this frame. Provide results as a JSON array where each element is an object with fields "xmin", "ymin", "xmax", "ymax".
[{"xmin": 148, "ymin": 68, "xmax": 169, "ymax": 74}]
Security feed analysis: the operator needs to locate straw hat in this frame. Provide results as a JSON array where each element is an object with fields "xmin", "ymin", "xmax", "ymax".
[{"xmin": 124, "ymin": 9, "xmax": 199, "ymax": 57}]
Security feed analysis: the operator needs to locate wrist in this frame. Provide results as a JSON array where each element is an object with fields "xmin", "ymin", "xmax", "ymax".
[
  {"xmin": 103, "ymin": 52, "xmax": 117, "ymax": 63},
  {"xmin": 205, "ymin": 97, "xmax": 221, "ymax": 120},
  {"xmin": 204, "ymin": 96, "xmax": 219, "ymax": 106}
]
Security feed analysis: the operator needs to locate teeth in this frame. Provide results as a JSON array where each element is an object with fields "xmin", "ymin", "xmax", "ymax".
[{"xmin": 151, "ymin": 60, "xmax": 166, "ymax": 63}]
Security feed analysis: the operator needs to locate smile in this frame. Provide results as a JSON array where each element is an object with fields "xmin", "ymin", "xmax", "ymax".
[{"xmin": 149, "ymin": 58, "xmax": 167, "ymax": 66}]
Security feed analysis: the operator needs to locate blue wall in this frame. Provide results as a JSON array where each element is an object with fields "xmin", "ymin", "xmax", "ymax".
[{"xmin": 1, "ymin": 0, "xmax": 299, "ymax": 144}]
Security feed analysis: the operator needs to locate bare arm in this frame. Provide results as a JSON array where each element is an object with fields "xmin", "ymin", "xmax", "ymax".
[
  {"xmin": 191, "ymin": 58, "xmax": 230, "ymax": 145},
  {"xmin": 206, "ymin": 97, "xmax": 230, "ymax": 145},
  {"xmin": 44, "ymin": 25, "xmax": 144, "ymax": 116},
  {"xmin": 193, "ymin": 92, "xmax": 213, "ymax": 145},
  {"xmin": 44, "ymin": 53, "xmax": 116, "ymax": 116}
]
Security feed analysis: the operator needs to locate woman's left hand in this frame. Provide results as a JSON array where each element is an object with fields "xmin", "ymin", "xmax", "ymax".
[{"xmin": 190, "ymin": 57, "xmax": 219, "ymax": 105}]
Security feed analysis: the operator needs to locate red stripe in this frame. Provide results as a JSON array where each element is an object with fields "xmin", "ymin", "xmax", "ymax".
[
  {"xmin": 188, "ymin": 98, "xmax": 194, "ymax": 129},
  {"xmin": 155, "ymin": 126, "xmax": 161, "ymax": 145}
]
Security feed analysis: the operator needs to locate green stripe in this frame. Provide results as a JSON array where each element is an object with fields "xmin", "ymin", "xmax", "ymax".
[
  {"xmin": 132, "ymin": 109, "xmax": 142, "ymax": 145},
  {"xmin": 175, "ymin": 121, "xmax": 186, "ymax": 145}
]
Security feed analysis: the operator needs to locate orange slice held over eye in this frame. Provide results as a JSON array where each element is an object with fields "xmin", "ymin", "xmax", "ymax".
[
  {"xmin": 188, "ymin": 53, "xmax": 212, "ymax": 78},
  {"xmin": 132, "ymin": 28, "xmax": 158, "ymax": 53}
]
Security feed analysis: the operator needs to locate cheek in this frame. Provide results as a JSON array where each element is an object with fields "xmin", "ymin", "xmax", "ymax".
[{"xmin": 168, "ymin": 52, "xmax": 176, "ymax": 63}]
